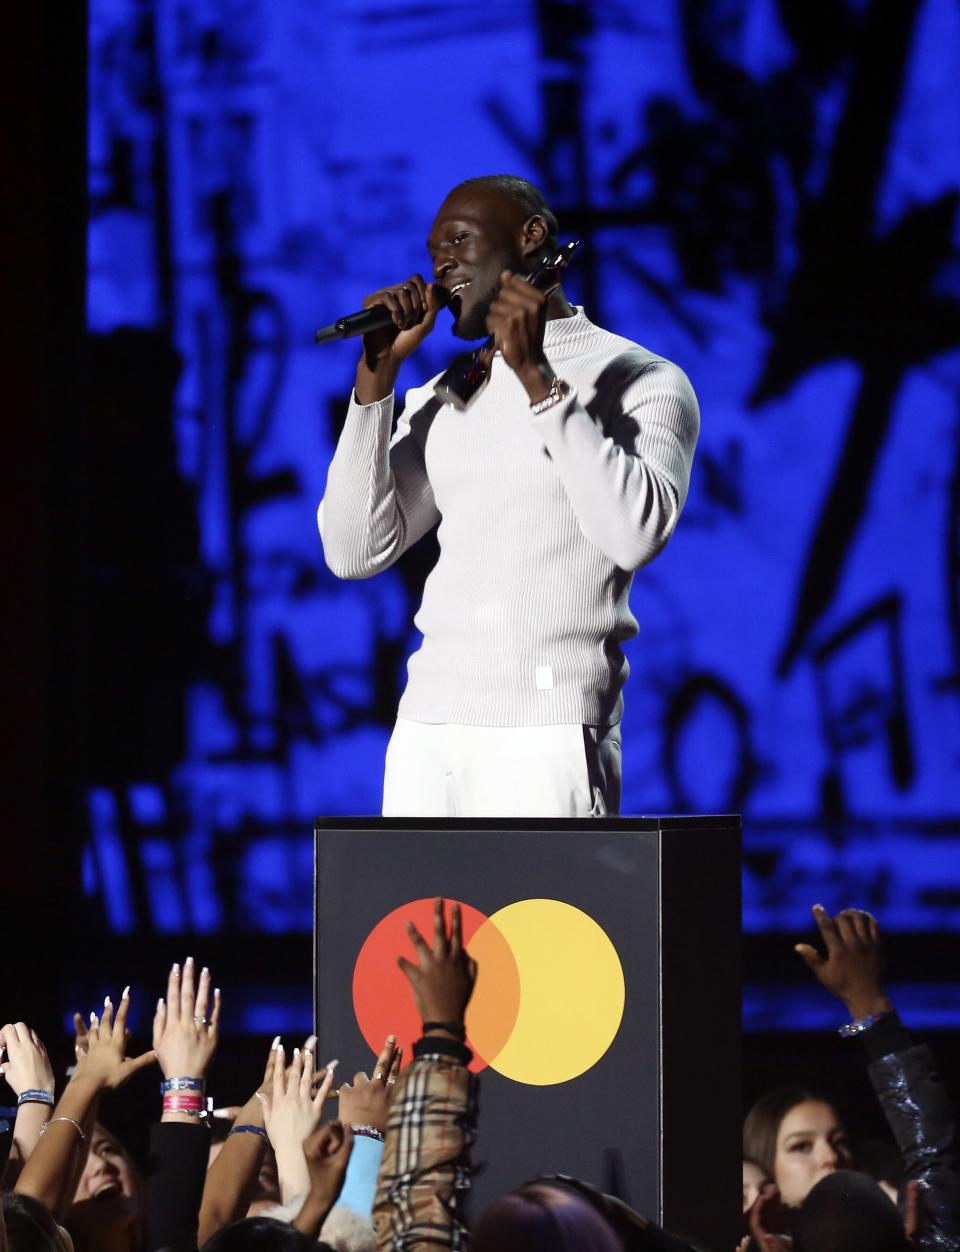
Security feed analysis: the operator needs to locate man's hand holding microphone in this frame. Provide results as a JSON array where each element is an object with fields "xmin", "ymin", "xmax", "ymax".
[{"xmin": 353, "ymin": 276, "xmax": 446, "ymax": 404}]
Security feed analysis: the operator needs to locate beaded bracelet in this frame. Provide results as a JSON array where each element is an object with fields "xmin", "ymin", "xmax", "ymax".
[
  {"xmin": 17, "ymin": 1089, "xmax": 55, "ymax": 1107},
  {"xmin": 350, "ymin": 1123, "xmax": 384, "ymax": 1142},
  {"xmin": 228, "ymin": 1124, "xmax": 269, "ymax": 1141},
  {"xmin": 161, "ymin": 1076, "xmax": 206, "ymax": 1093},
  {"xmin": 837, "ymin": 1010, "xmax": 890, "ymax": 1037}
]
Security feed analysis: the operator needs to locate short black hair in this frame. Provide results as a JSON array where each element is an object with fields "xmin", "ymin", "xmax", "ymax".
[
  {"xmin": 793, "ymin": 1171, "xmax": 908, "ymax": 1252},
  {"xmin": 451, "ymin": 175, "xmax": 560, "ymax": 254},
  {"xmin": 203, "ymin": 1217, "xmax": 336, "ymax": 1252}
]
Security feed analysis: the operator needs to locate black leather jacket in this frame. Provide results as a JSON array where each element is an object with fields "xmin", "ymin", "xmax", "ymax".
[{"xmin": 860, "ymin": 1013, "xmax": 960, "ymax": 1252}]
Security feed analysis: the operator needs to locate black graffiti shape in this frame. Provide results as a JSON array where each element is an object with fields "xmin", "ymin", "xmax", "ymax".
[
  {"xmin": 811, "ymin": 594, "xmax": 915, "ymax": 794},
  {"xmin": 662, "ymin": 672, "xmax": 757, "ymax": 813},
  {"xmin": 749, "ymin": 0, "xmax": 960, "ymax": 674}
]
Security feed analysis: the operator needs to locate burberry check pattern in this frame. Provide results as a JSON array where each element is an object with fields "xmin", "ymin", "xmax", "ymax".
[{"xmin": 373, "ymin": 1055, "xmax": 477, "ymax": 1250}]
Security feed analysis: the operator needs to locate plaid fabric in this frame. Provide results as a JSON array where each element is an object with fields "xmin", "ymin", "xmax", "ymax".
[{"xmin": 373, "ymin": 1056, "xmax": 477, "ymax": 1251}]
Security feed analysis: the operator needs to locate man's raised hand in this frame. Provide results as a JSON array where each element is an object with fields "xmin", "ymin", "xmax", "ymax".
[
  {"xmin": 794, "ymin": 905, "xmax": 893, "ymax": 1022},
  {"xmin": 397, "ymin": 898, "xmax": 476, "ymax": 1034},
  {"xmin": 338, "ymin": 1034, "xmax": 402, "ymax": 1133}
]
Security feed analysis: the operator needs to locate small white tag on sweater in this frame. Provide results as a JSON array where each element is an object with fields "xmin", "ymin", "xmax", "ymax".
[{"xmin": 535, "ymin": 666, "xmax": 554, "ymax": 690}]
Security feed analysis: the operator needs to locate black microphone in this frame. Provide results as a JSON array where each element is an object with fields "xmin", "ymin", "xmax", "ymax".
[{"xmin": 314, "ymin": 286, "xmax": 450, "ymax": 344}]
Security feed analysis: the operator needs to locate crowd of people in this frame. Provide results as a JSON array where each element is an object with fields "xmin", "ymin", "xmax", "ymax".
[{"xmin": 1, "ymin": 902, "xmax": 957, "ymax": 1251}]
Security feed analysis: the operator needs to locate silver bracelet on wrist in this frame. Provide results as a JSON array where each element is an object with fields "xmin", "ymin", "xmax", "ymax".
[{"xmin": 530, "ymin": 378, "xmax": 572, "ymax": 415}]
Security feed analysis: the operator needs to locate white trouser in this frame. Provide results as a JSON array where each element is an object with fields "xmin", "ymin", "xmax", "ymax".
[{"xmin": 381, "ymin": 718, "xmax": 622, "ymax": 818}]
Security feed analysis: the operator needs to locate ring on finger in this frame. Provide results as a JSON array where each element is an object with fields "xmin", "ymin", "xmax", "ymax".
[
  {"xmin": 194, "ymin": 1016, "xmax": 208, "ymax": 1026},
  {"xmin": 374, "ymin": 1071, "xmax": 384, "ymax": 1080}
]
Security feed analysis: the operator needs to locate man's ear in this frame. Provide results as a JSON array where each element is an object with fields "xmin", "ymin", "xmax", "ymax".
[{"xmin": 520, "ymin": 214, "xmax": 549, "ymax": 259}]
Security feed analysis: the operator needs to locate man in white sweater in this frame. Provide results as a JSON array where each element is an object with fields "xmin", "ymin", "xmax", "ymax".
[{"xmin": 319, "ymin": 176, "xmax": 699, "ymax": 817}]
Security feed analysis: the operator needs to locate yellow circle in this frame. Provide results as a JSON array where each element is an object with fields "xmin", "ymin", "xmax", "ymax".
[{"xmin": 485, "ymin": 899, "xmax": 625, "ymax": 1085}]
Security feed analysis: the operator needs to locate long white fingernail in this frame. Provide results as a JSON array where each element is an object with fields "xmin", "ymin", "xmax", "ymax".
[
  {"xmin": 157, "ymin": 997, "xmax": 165, "ymax": 1011},
  {"xmin": 270, "ymin": 1034, "xmax": 280, "ymax": 1050},
  {"xmin": 121, "ymin": 986, "xmax": 130, "ymax": 1000},
  {"xmin": 293, "ymin": 1047, "xmax": 300, "ymax": 1059},
  {"xmin": 90, "ymin": 1011, "xmax": 98, "ymax": 1025},
  {"xmin": 214, "ymin": 988, "xmax": 221, "ymax": 999},
  {"xmin": 185, "ymin": 956, "xmax": 194, "ymax": 966},
  {"xmin": 212, "ymin": 1108, "xmax": 233, "ymax": 1119},
  {"xmin": 201, "ymin": 966, "xmax": 209, "ymax": 975},
  {"xmin": 172, "ymin": 963, "xmax": 180, "ymax": 974},
  {"xmin": 325, "ymin": 1058, "xmax": 339, "ymax": 1071},
  {"xmin": 104, "ymin": 996, "xmax": 112, "ymax": 1009}
]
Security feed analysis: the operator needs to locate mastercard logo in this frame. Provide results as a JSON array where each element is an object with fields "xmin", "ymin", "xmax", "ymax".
[{"xmin": 352, "ymin": 897, "xmax": 625, "ymax": 1086}]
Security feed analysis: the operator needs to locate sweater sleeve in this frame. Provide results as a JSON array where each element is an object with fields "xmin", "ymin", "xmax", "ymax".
[
  {"xmin": 529, "ymin": 358, "xmax": 699, "ymax": 571},
  {"xmin": 144, "ymin": 1122, "xmax": 210, "ymax": 1252},
  {"xmin": 318, "ymin": 389, "xmax": 441, "ymax": 580}
]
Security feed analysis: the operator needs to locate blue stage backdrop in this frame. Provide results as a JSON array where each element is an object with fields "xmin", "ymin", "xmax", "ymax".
[{"xmin": 84, "ymin": 0, "xmax": 960, "ymax": 1025}]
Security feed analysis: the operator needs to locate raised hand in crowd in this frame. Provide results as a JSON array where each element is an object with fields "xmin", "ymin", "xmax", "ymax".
[
  {"xmin": 198, "ymin": 1036, "xmax": 278, "ymax": 1245},
  {"xmin": 292, "ymin": 1121, "xmax": 354, "ymax": 1239},
  {"xmin": 152, "ymin": 957, "xmax": 220, "ymax": 1116},
  {"xmin": 737, "ymin": 1182, "xmax": 792, "ymax": 1252},
  {"xmin": 794, "ymin": 905, "xmax": 892, "ymax": 1021},
  {"xmin": 0, "ymin": 1022, "xmax": 56, "ymax": 1186},
  {"xmin": 261, "ymin": 1037, "xmax": 338, "ymax": 1203},
  {"xmin": 15, "ymin": 988, "xmax": 153, "ymax": 1219},
  {"xmin": 337, "ymin": 1035, "xmax": 402, "ymax": 1136},
  {"xmin": 397, "ymin": 897, "xmax": 477, "ymax": 1037}
]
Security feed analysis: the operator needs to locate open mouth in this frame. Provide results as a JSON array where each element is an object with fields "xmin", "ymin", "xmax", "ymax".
[{"xmin": 92, "ymin": 1182, "xmax": 122, "ymax": 1201}]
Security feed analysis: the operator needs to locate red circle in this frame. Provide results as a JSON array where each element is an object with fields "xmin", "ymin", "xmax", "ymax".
[{"xmin": 352, "ymin": 898, "xmax": 490, "ymax": 1073}]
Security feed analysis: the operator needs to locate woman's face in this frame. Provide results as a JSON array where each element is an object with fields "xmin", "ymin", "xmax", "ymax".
[
  {"xmin": 70, "ymin": 1124, "xmax": 141, "ymax": 1229},
  {"xmin": 773, "ymin": 1099, "xmax": 853, "ymax": 1206}
]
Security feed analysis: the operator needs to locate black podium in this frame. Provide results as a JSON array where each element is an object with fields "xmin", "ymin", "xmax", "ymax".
[{"xmin": 314, "ymin": 816, "xmax": 741, "ymax": 1251}]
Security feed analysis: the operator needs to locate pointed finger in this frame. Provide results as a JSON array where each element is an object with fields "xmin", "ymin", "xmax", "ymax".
[
  {"xmin": 153, "ymin": 998, "xmax": 167, "ymax": 1049},
  {"xmin": 811, "ymin": 904, "xmax": 840, "ymax": 951},
  {"xmin": 299, "ymin": 1046, "xmax": 314, "ymax": 1100},
  {"xmin": 313, "ymin": 1058, "xmax": 338, "ymax": 1109},
  {"xmin": 181, "ymin": 957, "xmax": 196, "ymax": 1017},
  {"xmin": 195, "ymin": 966, "xmax": 211, "ymax": 1024},
  {"xmin": 387, "ymin": 1045, "xmax": 403, "ymax": 1085},
  {"xmin": 113, "ymin": 988, "xmax": 131, "ymax": 1037},
  {"xmin": 794, "ymin": 943, "xmax": 823, "ymax": 970},
  {"xmin": 209, "ymin": 986, "xmax": 222, "ymax": 1035},
  {"xmin": 433, "ymin": 898, "xmax": 447, "ymax": 952},
  {"xmin": 166, "ymin": 963, "xmax": 182, "ymax": 1021},
  {"xmin": 405, "ymin": 923, "xmax": 430, "ymax": 960},
  {"xmin": 835, "ymin": 910, "xmax": 859, "ymax": 948},
  {"xmin": 272, "ymin": 1043, "xmax": 286, "ymax": 1098},
  {"xmin": 124, "ymin": 1049, "xmax": 157, "ymax": 1078},
  {"xmin": 450, "ymin": 903, "xmax": 463, "ymax": 953},
  {"xmin": 372, "ymin": 1035, "xmax": 396, "ymax": 1084}
]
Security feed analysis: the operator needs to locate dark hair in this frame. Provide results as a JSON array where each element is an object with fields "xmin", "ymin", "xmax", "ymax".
[
  {"xmin": 202, "ymin": 1217, "xmax": 335, "ymax": 1252},
  {"xmin": 792, "ymin": 1171, "xmax": 908, "ymax": 1252},
  {"xmin": 450, "ymin": 175, "xmax": 560, "ymax": 255},
  {"xmin": 0, "ymin": 1194, "xmax": 71, "ymax": 1252},
  {"xmin": 472, "ymin": 1184, "xmax": 622, "ymax": 1252},
  {"xmin": 743, "ymin": 1087, "xmax": 849, "ymax": 1179}
]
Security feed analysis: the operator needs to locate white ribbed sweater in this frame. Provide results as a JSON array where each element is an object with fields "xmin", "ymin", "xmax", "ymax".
[{"xmin": 319, "ymin": 309, "xmax": 699, "ymax": 726}]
